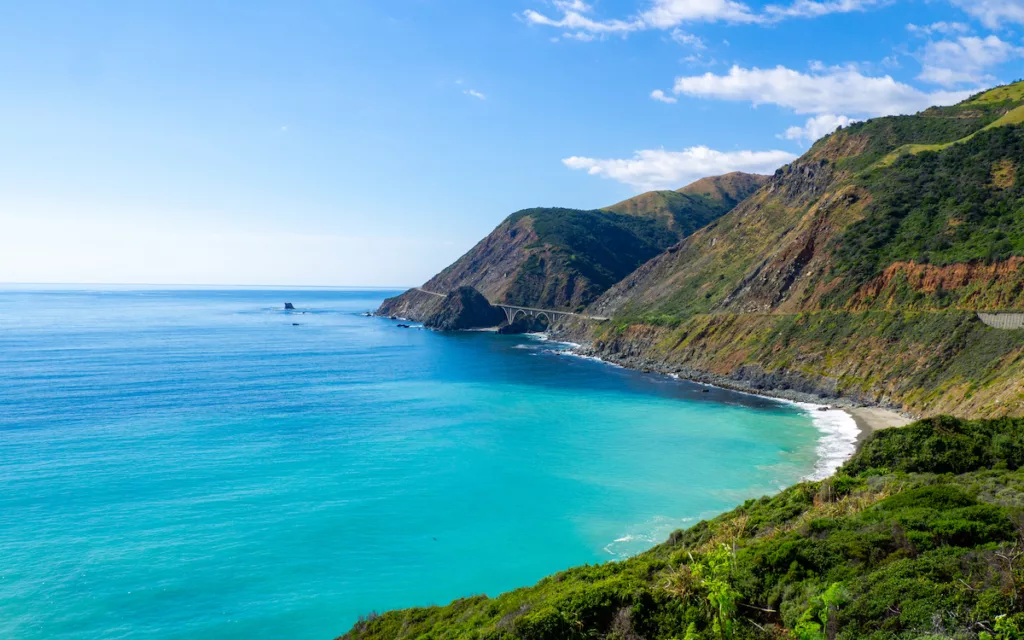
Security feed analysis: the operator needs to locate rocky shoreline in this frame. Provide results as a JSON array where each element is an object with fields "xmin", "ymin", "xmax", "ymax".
[
  {"xmin": 369, "ymin": 305, "xmax": 914, "ymax": 445},
  {"xmin": 549, "ymin": 326, "xmax": 914, "ymax": 445}
]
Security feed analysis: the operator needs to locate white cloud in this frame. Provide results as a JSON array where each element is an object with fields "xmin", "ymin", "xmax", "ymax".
[
  {"xmin": 650, "ymin": 89, "xmax": 678, "ymax": 103},
  {"xmin": 562, "ymin": 146, "xmax": 796, "ymax": 191},
  {"xmin": 521, "ymin": 8, "xmax": 643, "ymax": 33},
  {"xmin": 639, "ymin": 0, "xmax": 759, "ymax": 27},
  {"xmin": 554, "ymin": 0, "xmax": 592, "ymax": 10},
  {"xmin": 906, "ymin": 21, "xmax": 970, "ymax": 35},
  {"xmin": 672, "ymin": 64, "xmax": 975, "ymax": 116},
  {"xmin": 520, "ymin": 0, "xmax": 756, "ymax": 40},
  {"xmin": 670, "ymin": 28, "xmax": 706, "ymax": 47},
  {"xmin": 782, "ymin": 113, "xmax": 858, "ymax": 143},
  {"xmin": 950, "ymin": 0, "xmax": 1024, "ymax": 28},
  {"xmin": 463, "ymin": 89, "xmax": 487, "ymax": 100},
  {"xmin": 917, "ymin": 35, "xmax": 1024, "ymax": 86},
  {"xmin": 562, "ymin": 30, "xmax": 598, "ymax": 40},
  {"xmin": 764, "ymin": 0, "xmax": 887, "ymax": 19},
  {"xmin": 522, "ymin": 0, "xmax": 892, "ymax": 37},
  {"xmin": 682, "ymin": 53, "xmax": 718, "ymax": 66}
]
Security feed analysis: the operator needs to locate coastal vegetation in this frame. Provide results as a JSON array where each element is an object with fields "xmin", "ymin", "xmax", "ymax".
[{"xmin": 343, "ymin": 416, "xmax": 1024, "ymax": 639}]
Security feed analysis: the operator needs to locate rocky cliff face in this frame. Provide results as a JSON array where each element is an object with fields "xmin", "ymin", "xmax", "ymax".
[
  {"xmin": 579, "ymin": 82, "xmax": 1024, "ymax": 418},
  {"xmin": 423, "ymin": 286, "xmax": 505, "ymax": 331},
  {"xmin": 376, "ymin": 174, "xmax": 766, "ymax": 321},
  {"xmin": 376, "ymin": 288, "xmax": 443, "ymax": 321}
]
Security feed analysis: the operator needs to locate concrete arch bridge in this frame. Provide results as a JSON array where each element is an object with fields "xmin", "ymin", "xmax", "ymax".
[
  {"xmin": 496, "ymin": 305, "xmax": 607, "ymax": 326},
  {"xmin": 412, "ymin": 288, "xmax": 607, "ymax": 325}
]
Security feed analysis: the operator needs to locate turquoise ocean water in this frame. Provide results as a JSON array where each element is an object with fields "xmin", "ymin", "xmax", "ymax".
[{"xmin": 0, "ymin": 288, "xmax": 853, "ymax": 639}]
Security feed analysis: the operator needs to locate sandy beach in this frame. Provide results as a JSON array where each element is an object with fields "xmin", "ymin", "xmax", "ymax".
[{"xmin": 848, "ymin": 407, "xmax": 915, "ymax": 444}]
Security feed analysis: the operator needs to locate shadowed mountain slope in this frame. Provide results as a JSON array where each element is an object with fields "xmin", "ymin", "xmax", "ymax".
[{"xmin": 376, "ymin": 174, "xmax": 766, "ymax": 320}]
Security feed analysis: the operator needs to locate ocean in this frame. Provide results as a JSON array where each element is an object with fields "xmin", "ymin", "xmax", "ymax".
[{"xmin": 0, "ymin": 287, "xmax": 856, "ymax": 639}]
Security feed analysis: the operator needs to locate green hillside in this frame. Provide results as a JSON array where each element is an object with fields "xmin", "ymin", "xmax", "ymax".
[
  {"xmin": 376, "ymin": 173, "xmax": 766, "ymax": 319},
  {"xmin": 342, "ymin": 416, "xmax": 1024, "ymax": 640},
  {"xmin": 585, "ymin": 81, "xmax": 1024, "ymax": 417}
]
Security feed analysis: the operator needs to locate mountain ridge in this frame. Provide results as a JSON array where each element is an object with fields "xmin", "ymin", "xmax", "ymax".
[{"xmin": 376, "ymin": 173, "xmax": 767, "ymax": 321}]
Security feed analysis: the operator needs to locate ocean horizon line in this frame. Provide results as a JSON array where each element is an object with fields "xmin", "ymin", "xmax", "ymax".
[{"xmin": 0, "ymin": 282, "xmax": 412, "ymax": 291}]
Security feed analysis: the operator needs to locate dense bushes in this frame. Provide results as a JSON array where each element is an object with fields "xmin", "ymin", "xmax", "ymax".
[
  {"xmin": 828, "ymin": 126, "xmax": 1024, "ymax": 300},
  {"xmin": 847, "ymin": 415, "xmax": 1024, "ymax": 474},
  {"xmin": 342, "ymin": 417, "xmax": 1024, "ymax": 640},
  {"xmin": 831, "ymin": 101, "xmax": 1007, "ymax": 172}
]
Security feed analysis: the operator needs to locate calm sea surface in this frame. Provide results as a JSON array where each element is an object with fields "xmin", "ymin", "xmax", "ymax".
[{"xmin": 0, "ymin": 288, "xmax": 840, "ymax": 639}]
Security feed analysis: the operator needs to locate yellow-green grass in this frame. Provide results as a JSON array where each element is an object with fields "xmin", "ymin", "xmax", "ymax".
[
  {"xmin": 874, "ymin": 103, "xmax": 1024, "ymax": 168},
  {"xmin": 966, "ymin": 81, "xmax": 1024, "ymax": 105}
]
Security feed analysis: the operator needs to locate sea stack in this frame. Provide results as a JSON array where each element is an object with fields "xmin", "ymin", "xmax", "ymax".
[
  {"xmin": 423, "ymin": 286, "xmax": 505, "ymax": 331},
  {"xmin": 284, "ymin": 302, "xmax": 295, "ymax": 310}
]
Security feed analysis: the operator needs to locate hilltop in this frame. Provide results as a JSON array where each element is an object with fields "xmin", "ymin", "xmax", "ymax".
[
  {"xmin": 376, "ymin": 173, "xmax": 766, "ymax": 320},
  {"xmin": 579, "ymin": 81, "xmax": 1024, "ymax": 418}
]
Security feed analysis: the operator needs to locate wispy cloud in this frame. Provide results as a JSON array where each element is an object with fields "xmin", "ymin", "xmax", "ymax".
[
  {"xmin": 563, "ymin": 146, "xmax": 795, "ymax": 191},
  {"xmin": 916, "ymin": 35, "xmax": 1024, "ymax": 87},
  {"xmin": 670, "ymin": 28, "xmax": 706, "ymax": 48},
  {"xmin": 521, "ymin": 4, "xmax": 643, "ymax": 34},
  {"xmin": 906, "ymin": 21, "xmax": 970, "ymax": 35},
  {"xmin": 949, "ymin": 0, "xmax": 1024, "ymax": 29},
  {"xmin": 463, "ymin": 89, "xmax": 487, "ymax": 100},
  {"xmin": 522, "ymin": 0, "xmax": 891, "ymax": 38},
  {"xmin": 781, "ymin": 113, "xmax": 858, "ymax": 144},
  {"xmin": 762, "ymin": 0, "xmax": 889, "ymax": 19},
  {"xmin": 650, "ymin": 89, "xmax": 678, "ymax": 103}
]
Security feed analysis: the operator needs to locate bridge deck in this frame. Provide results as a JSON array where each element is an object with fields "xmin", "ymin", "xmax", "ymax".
[{"xmin": 413, "ymin": 288, "xmax": 608, "ymax": 322}]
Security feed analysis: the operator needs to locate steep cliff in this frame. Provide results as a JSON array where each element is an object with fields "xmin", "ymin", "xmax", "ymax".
[
  {"xmin": 581, "ymin": 81, "xmax": 1024, "ymax": 417},
  {"xmin": 376, "ymin": 174, "xmax": 766, "ymax": 320}
]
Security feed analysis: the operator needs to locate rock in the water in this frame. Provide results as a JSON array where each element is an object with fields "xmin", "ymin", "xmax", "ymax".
[
  {"xmin": 284, "ymin": 302, "xmax": 295, "ymax": 310},
  {"xmin": 423, "ymin": 286, "xmax": 505, "ymax": 331}
]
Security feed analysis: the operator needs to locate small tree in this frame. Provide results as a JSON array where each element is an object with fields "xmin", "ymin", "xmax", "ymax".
[
  {"xmin": 692, "ymin": 545, "xmax": 740, "ymax": 640},
  {"xmin": 794, "ymin": 583, "xmax": 848, "ymax": 640}
]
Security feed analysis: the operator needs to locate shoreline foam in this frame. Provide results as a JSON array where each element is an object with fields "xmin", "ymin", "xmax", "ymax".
[
  {"xmin": 545, "ymin": 339, "xmax": 909, "ymax": 479},
  {"xmin": 789, "ymin": 402, "xmax": 860, "ymax": 481}
]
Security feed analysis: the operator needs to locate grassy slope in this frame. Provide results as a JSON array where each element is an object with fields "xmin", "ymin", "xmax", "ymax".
[
  {"xmin": 586, "ymin": 82, "xmax": 1024, "ymax": 417},
  {"xmin": 342, "ymin": 416, "xmax": 1024, "ymax": 640}
]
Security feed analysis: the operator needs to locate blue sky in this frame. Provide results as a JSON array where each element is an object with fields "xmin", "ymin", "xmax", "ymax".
[{"xmin": 1, "ymin": 0, "xmax": 1022, "ymax": 286}]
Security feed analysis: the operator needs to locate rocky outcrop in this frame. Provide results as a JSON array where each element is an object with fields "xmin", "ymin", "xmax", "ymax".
[
  {"xmin": 851, "ymin": 257, "xmax": 1024, "ymax": 310},
  {"xmin": 376, "ymin": 288, "xmax": 444, "ymax": 322},
  {"xmin": 423, "ymin": 287, "xmax": 505, "ymax": 331}
]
